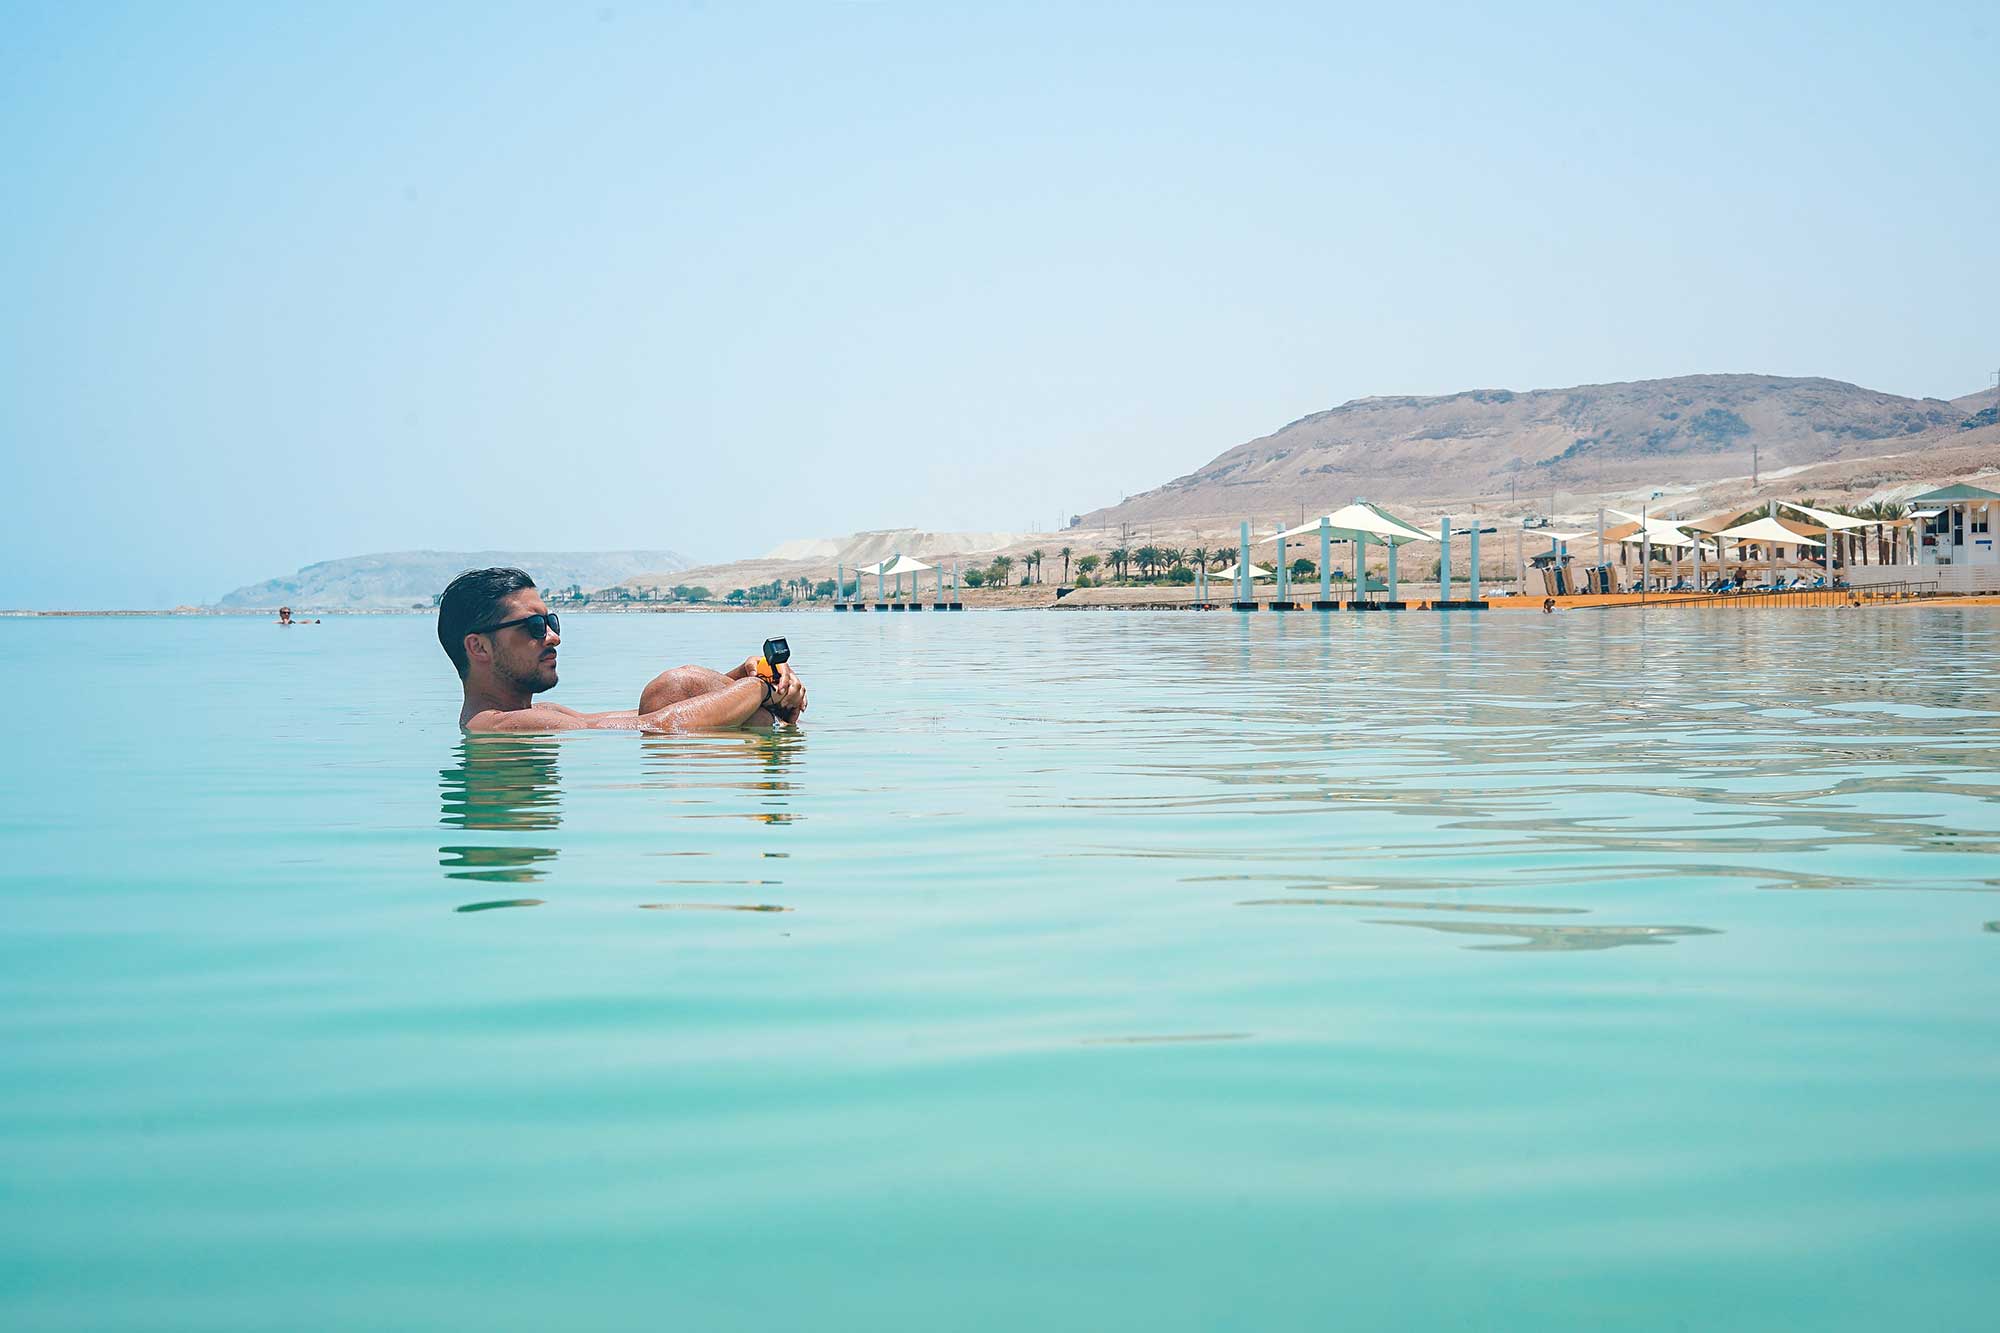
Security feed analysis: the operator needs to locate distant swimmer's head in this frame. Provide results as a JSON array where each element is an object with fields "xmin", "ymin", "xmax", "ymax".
[{"xmin": 438, "ymin": 567, "xmax": 561, "ymax": 694}]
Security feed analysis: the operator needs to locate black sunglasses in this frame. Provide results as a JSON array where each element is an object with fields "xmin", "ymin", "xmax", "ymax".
[{"xmin": 471, "ymin": 611, "xmax": 560, "ymax": 640}]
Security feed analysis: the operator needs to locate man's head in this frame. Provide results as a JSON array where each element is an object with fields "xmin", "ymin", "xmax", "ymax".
[
  {"xmin": 278, "ymin": 606, "xmax": 292, "ymax": 624},
  {"xmin": 437, "ymin": 567, "xmax": 561, "ymax": 694}
]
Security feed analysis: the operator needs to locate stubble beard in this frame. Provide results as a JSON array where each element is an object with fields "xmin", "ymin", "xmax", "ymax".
[{"xmin": 505, "ymin": 659, "xmax": 557, "ymax": 696}]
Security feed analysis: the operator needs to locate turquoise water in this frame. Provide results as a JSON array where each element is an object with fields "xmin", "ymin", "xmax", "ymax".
[{"xmin": 4, "ymin": 608, "xmax": 1999, "ymax": 1330}]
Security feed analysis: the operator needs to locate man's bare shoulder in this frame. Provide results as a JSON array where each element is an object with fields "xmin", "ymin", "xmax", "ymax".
[{"xmin": 462, "ymin": 706, "xmax": 595, "ymax": 734}]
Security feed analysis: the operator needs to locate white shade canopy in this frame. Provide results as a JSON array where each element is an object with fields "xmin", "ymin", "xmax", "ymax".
[
  {"xmin": 1213, "ymin": 562, "xmax": 1273, "ymax": 581},
  {"xmin": 1713, "ymin": 517, "xmax": 1824, "ymax": 547},
  {"xmin": 851, "ymin": 559, "xmax": 888, "ymax": 576},
  {"xmin": 1616, "ymin": 528, "xmax": 1712, "ymax": 548},
  {"xmin": 1608, "ymin": 509, "xmax": 1706, "ymax": 547},
  {"xmin": 879, "ymin": 554, "xmax": 934, "ymax": 576},
  {"xmin": 1278, "ymin": 502, "xmax": 1434, "ymax": 545},
  {"xmin": 1618, "ymin": 527, "xmax": 1713, "ymax": 551},
  {"xmin": 1779, "ymin": 500, "xmax": 1873, "ymax": 531}
]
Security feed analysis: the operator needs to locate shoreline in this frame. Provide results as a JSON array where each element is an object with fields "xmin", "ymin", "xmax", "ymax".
[{"xmin": 12, "ymin": 593, "xmax": 2000, "ymax": 617}]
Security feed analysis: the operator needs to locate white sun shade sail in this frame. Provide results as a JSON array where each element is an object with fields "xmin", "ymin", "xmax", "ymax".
[
  {"xmin": 1212, "ymin": 562, "xmax": 1273, "ymax": 581},
  {"xmin": 1608, "ymin": 508, "xmax": 1706, "ymax": 546},
  {"xmin": 1906, "ymin": 508, "xmax": 1941, "ymax": 519},
  {"xmin": 1713, "ymin": 517, "xmax": 1824, "ymax": 547},
  {"xmin": 851, "ymin": 560, "xmax": 887, "ymax": 576},
  {"xmin": 1778, "ymin": 501, "xmax": 1873, "ymax": 530},
  {"xmin": 1617, "ymin": 529, "xmax": 1713, "ymax": 551},
  {"xmin": 1278, "ymin": 502, "xmax": 1435, "ymax": 545},
  {"xmin": 878, "ymin": 554, "xmax": 934, "ymax": 576}
]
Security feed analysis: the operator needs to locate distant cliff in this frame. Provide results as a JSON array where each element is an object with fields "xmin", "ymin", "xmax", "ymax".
[
  {"xmin": 1082, "ymin": 374, "xmax": 1973, "ymax": 525},
  {"xmin": 216, "ymin": 550, "xmax": 692, "ymax": 610}
]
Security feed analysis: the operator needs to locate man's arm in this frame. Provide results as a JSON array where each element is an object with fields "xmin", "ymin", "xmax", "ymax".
[
  {"xmin": 540, "ymin": 702, "xmax": 643, "ymax": 723},
  {"xmin": 638, "ymin": 676, "xmax": 777, "ymax": 733}
]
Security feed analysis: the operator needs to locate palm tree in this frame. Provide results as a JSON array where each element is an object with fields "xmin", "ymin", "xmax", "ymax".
[
  {"xmin": 1108, "ymin": 547, "xmax": 1130, "ymax": 582},
  {"xmin": 1059, "ymin": 546, "xmax": 1073, "ymax": 584},
  {"xmin": 1029, "ymin": 549, "xmax": 1046, "ymax": 584},
  {"xmin": 1191, "ymin": 545, "xmax": 1210, "ymax": 572},
  {"xmin": 992, "ymin": 555, "xmax": 1014, "ymax": 586},
  {"xmin": 1864, "ymin": 500, "xmax": 1907, "ymax": 565}
]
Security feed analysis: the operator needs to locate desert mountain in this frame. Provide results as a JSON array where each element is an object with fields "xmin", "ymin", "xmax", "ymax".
[
  {"xmin": 615, "ymin": 529, "xmax": 1036, "ymax": 599},
  {"xmin": 1081, "ymin": 374, "xmax": 1974, "ymax": 527},
  {"xmin": 217, "ymin": 549, "xmax": 692, "ymax": 610}
]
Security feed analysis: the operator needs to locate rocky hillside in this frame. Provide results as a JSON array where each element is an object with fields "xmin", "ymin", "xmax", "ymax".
[
  {"xmin": 217, "ymin": 550, "xmax": 692, "ymax": 610},
  {"xmin": 616, "ymin": 529, "xmax": 1036, "ymax": 599},
  {"xmin": 1082, "ymin": 374, "xmax": 1972, "ymax": 526}
]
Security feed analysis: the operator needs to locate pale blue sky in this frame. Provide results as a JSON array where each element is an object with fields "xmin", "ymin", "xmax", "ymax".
[{"xmin": 3, "ymin": 0, "xmax": 1994, "ymax": 607}]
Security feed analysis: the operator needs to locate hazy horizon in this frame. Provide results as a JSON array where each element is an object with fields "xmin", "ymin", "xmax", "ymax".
[{"xmin": 4, "ymin": 1, "xmax": 1996, "ymax": 608}]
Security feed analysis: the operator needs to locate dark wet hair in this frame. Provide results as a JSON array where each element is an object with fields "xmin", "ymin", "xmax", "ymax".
[{"xmin": 438, "ymin": 567, "xmax": 536, "ymax": 678}]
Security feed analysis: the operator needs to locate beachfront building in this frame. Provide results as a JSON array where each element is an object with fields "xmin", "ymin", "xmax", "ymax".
[{"xmin": 1910, "ymin": 483, "xmax": 2000, "ymax": 571}]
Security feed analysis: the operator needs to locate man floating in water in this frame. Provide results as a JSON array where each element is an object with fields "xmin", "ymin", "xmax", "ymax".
[{"xmin": 439, "ymin": 568, "xmax": 806, "ymax": 733}]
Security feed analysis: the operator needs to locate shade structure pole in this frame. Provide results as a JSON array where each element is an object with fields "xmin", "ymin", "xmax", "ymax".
[
  {"xmin": 1352, "ymin": 535, "xmax": 1362, "ymax": 602},
  {"xmin": 877, "ymin": 566, "xmax": 884, "ymax": 601},
  {"xmin": 837, "ymin": 564, "xmax": 845, "ymax": 605},
  {"xmin": 1238, "ymin": 521, "xmax": 1251, "ymax": 604},
  {"xmin": 1824, "ymin": 525, "xmax": 1834, "ymax": 583},
  {"xmin": 1767, "ymin": 499, "xmax": 1779, "ymax": 587},
  {"xmin": 1439, "ymin": 516, "xmax": 1453, "ymax": 602},
  {"xmin": 1597, "ymin": 508, "xmax": 1605, "ymax": 573},
  {"xmin": 1387, "ymin": 542, "xmax": 1400, "ymax": 603},
  {"xmin": 1274, "ymin": 524, "xmax": 1287, "ymax": 602},
  {"xmin": 1640, "ymin": 503, "xmax": 1650, "ymax": 595},
  {"xmin": 1468, "ymin": 526, "xmax": 1481, "ymax": 602},
  {"xmin": 1320, "ymin": 520, "xmax": 1331, "ymax": 604},
  {"xmin": 1692, "ymin": 537, "xmax": 1702, "ymax": 592}
]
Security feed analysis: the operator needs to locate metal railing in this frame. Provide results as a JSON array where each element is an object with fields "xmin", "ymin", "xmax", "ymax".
[{"xmin": 1588, "ymin": 579, "xmax": 1942, "ymax": 611}]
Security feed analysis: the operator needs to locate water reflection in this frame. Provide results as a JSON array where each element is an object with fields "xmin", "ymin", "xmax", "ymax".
[
  {"xmin": 439, "ymin": 736, "xmax": 562, "ymax": 886},
  {"xmin": 1372, "ymin": 920, "xmax": 1720, "ymax": 952},
  {"xmin": 638, "ymin": 729, "xmax": 805, "ymax": 825}
]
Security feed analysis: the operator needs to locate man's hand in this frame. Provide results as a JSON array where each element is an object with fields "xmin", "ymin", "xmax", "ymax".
[{"xmin": 768, "ymin": 664, "xmax": 807, "ymax": 719}]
